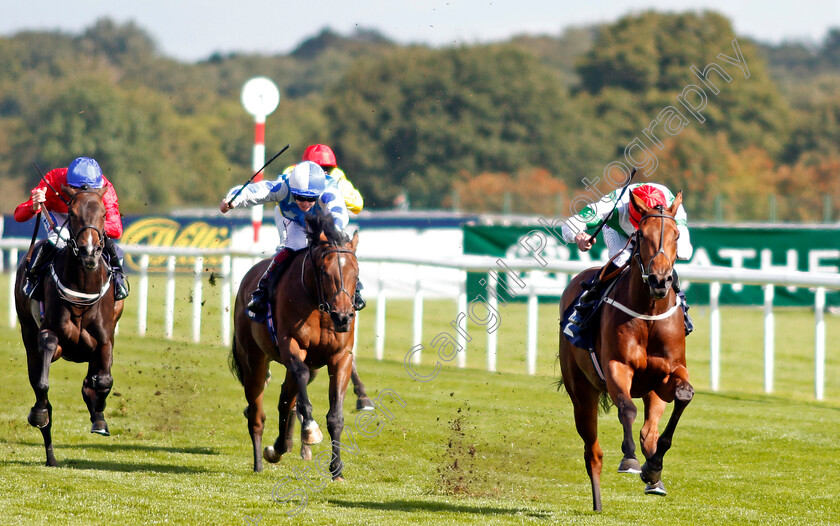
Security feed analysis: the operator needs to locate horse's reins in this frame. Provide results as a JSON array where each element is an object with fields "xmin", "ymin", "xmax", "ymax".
[
  {"xmin": 49, "ymin": 189, "xmax": 111, "ymax": 307},
  {"xmin": 302, "ymin": 244, "xmax": 357, "ymax": 313},
  {"xmin": 602, "ymin": 209, "xmax": 683, "ymax": 322}
]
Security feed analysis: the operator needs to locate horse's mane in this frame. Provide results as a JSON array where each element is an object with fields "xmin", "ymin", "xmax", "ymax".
[{"xmin": 305, "ymin": 207, "xmax": 345, "ymax": 247}]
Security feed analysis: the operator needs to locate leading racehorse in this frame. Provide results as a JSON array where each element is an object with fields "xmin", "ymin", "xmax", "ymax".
[
  {"xmin": 558, "ymin": 191, "xmax": 694, "ymax": 511},
  {"xmin": 15, "ymin": 186, "xmax": 124, "ymax": 466},
  {"xmin": 230, "ymin": 209, "xmax": 359, "ymax": 476}
]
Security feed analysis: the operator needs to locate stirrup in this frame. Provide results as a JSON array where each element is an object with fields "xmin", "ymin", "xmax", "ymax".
[{"xmin": 22, "ymin": 277, "xmax": 38, "ymax": 299}]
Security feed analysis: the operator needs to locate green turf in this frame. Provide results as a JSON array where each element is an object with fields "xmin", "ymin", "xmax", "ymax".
[{"xmin": 0, "ymin": 274, "xmax": 838, "ymax": 525}]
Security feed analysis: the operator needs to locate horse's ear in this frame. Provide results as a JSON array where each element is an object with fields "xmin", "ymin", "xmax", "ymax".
[
  {"xmin": 630, "ymin": 190, "xmax": 652, "ymax": 217},
  {"xmin": 350, "ymin": 230, "xmax": 359, "ymax": 251},
  {"xmin": 61, "ymin": 185, "xmax": 78, "ymax": 199},
  {"xmin": 96, "ymin": 186, "xmax": 107, "ymax": 197},
  {"xmin": 669, "ymin": 191, "xmax": 683, "ymax": 216}
]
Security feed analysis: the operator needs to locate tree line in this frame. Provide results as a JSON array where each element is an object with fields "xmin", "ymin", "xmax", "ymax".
[{"xmin": 0, "ymin": 12, "xmax": 838, "ymax": 222}]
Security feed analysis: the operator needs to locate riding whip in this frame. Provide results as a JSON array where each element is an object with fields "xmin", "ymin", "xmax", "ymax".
[
  {"xmin": 31, "ymin": 161, "xmax": 61, "ymax": 231},
  {"xmin": 226, "ymin": 144, "xmax": 290, "ymax": 207},
  {"xmin": 588, "ymin": 167, "xmax": 637, "ymax": 242}
]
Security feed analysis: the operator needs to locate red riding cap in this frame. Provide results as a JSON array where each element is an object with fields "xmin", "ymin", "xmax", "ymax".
[
  {"xmin": 302, "ymin": 144, "xmax": 337, "ymax": 168},
  {"xmin": 629, "ymin": 184, "xmax": 667, "ymax": 228}
]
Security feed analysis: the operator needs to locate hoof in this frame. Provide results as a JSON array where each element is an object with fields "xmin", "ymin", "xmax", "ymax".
[
  {"xmin": 644, "ymin": 480, "xmax": 667, "ymax": 496},
  {"xmin": 301, "ymin": 421, "xmax": 323, "ymax": 445},
  {"xmin": 640, "ymin": 462, "xmax": 662, "ymax": 484},
  {"xmin": 356, "ymin": 398, "xmax": 375, "ymax": 412},
  {"xmin": 263, "ymin": 445, "xmax": 281, "ymax": 464},
  {"xmin": 333, "ymin": 475, "xmax": 345, "ymax": 482},
  {"xmin": 27, "ymin": 408, "xmax": 49, "ymax": 429},
  {"xmin": 91, "ymin": 420, "xmax": 110, "ymax": 436},
  {"xmin": 300, "ymin": 444, "xmax": 312, "ymax": 461},
  {"xmin": 618, "ymin": 456, "xmax": 642, "ymax": 474}
]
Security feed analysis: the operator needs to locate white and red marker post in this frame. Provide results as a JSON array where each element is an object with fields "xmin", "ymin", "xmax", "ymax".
[{"xmin": 241, "ymin": 77, "xmax": 280, "ymax": 243}]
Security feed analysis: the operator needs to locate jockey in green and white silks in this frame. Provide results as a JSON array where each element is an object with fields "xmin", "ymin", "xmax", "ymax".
[
  {"xmin": 561, "ymin": 183, "xmax": 693, "ymax": 266},
  {"xmin": 561, "ymin": 183, "xmax": 694, "ymax": 338}
]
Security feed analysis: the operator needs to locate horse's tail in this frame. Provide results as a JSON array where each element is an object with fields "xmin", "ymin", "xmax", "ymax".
[
  {"xmin": 228, "ymin": 337, "xmax": 245, "ymax": 386},
  {"xmin": 555, "ymin": 373, "xmax": 613, "ymax": 415}
]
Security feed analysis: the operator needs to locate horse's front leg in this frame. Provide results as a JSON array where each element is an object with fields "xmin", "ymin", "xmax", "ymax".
[
  {"xmin": 82, "ymin": 330, "xmax": 114, "ymax": 436},
  {"xmin": 641, "ymin": 366, "xmax": 694, "ymax": 488},
  {"xmin": 326, "ymin": 352, "xmax": 353, "ymax": 480},
  {"xmin": 350, "ymin": 355, "xmax": 374, "ymax": 411},
  {"xmin": 28, "ymin": 329, "xmax": 59, "ymax": 466},
  {"xmin": 607, "ymin": 361, "xmax": 641, "ymax": 474},
  {"xmin": 264, "ymin": 369, "xmax": 298, "ymax": 464},
  {"xmin": 278, "ymin": 339, "xmax": 322, "ymax": 446}
]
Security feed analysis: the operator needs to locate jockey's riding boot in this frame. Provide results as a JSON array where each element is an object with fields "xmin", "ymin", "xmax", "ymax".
[
  {"xmin": 567, "ymin": 262, "xmax": 619, "ymax": 330},
  {"xmin": 247, "ymin": 248, "xmax": 293, "ymax": 320},
  {"xmin": 22, "ymin": 242, "xmax": 56, "ymax": 299},
  {"xmin": 353, "ymin": 278, "xmax": 366, "ymax": 311},
  {"xmin": 104, "ymin": 237, "xmax": 129, "ymax": 301},
  {"xmin": 672, "ymin": 269, "xmax": 694, "ymax": 336}
]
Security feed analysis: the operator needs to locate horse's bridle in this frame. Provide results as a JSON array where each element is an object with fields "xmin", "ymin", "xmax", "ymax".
[
  {"xmin": 65, "ymin": 190, "xmax": 106, "ymax": 258},
  {"xmin": 632, "ymin": 208, "xmax": 677, "ymax": 284},
  {"xmin": 302, "ymin": 244, "xmax": 358, "ymax": 313}
]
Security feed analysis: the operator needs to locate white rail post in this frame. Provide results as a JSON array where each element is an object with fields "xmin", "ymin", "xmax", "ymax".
[
  {"xmin": 0, "ymin": 248, "xmax": 4, "ymax": 273},
  {"xmin": 486, "ymin": 271, "xmax": 498, "ymax": 373},
  {"xmin": 192, "ymin": 256, "xmax": 203, "ymax": 343},
  {"xmin": 8, "ymin": 248, "xmax": 17, "ymax": 328},
  {"xmin": 374, "ymin": 265, "xmax": 386, "ymax": 361},
  {"xmin": 138, "ymin": 254, "xmax": 149, "ymax": 336},
  {"xmin": 814, "ymin": 287, "xmax": 826, "ymax": 401},
  {"xmin": 526, "ymin": 271, "xmax": 538, "ymax": 375},
  {"xmin": 164, "ymin": 256, "xmax": 176, "ymax": 339},
  {"xmin": 411, "ymin": 265, "xmax": 424, "ymax": 364},
  {"xmin": 710, "ymin": 281, "xmax": 721, "ymax": 392},
  {"xmin": 763, "ymin": 284, "xmax": 775, "ymax": 393},
  {"xmin": 221, "ymin": 255, "xmax": 232, "ymax": 347},
  {"xmin": 456, "ymin": 270, "xmax": 468, "ymax": 368}
]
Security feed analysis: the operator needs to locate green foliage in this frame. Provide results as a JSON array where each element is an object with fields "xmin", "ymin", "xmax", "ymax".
[
  {"xmin": 324, "ymin": 45, "xmax": 584, "ymax": 208},
  {"xmin": 0, "ymin": 13, "xmax": 837, "ymax": 219}
]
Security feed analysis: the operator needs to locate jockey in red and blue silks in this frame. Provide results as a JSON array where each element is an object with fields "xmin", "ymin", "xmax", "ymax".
[
  {"xmin": 220, "ymin": 161, "xmax": 350, "ymax": 321},
  {"xmin": 14, "ymin": 157, "xmax": 129, "ymax": 301}
]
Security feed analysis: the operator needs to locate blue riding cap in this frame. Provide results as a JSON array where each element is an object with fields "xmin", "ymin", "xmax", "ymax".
[
  {"xmin": 288, "ymin": 161, "xmax": 326, "ymax": 198},
  {"xmin": 67, "ymin": 157, "xmax": 103, "ymax": 188}
]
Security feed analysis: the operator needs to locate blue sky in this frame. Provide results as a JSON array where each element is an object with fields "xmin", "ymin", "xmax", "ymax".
[{"xmin": 3, "ymin": 0, "xmax": 839, "ymax": 62}]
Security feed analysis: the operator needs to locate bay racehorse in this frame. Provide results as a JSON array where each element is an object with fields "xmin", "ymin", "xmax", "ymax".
[
  {"xmin": 230, "ymin": 209, "xmax": 359, "ymax": 476},
  {"xmin": 558, "ymin": 190, "xmax": 694, "ymax": 511},
  {"xmin": 14, "ymin": 186, "xmax": 124, "ymax": 466}
]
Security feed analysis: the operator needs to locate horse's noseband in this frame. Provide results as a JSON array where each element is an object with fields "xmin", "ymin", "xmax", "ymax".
[
  {"xmin": 66, "ymin": 191, "xmax": 106, "ymax": 258},
  {"xmin": 633, "ymin": 209, "xmax": 677, "ymax": 284}
]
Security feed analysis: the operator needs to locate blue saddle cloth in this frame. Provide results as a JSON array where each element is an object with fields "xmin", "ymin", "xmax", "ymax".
[{"xmin": 560, "ymin": 292, "xmax": 601, "ymax": 352}]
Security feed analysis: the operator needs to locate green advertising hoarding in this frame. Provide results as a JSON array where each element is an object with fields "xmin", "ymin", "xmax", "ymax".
[{"xmin": 463, "ymin": 224, "xmax": 840, "ymax": 306}]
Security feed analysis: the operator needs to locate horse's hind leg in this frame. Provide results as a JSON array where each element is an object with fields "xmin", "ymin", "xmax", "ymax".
[
  {"xmin": 27, "ymin": 330, "xmax": 58, "ymax": 466},
  {"xmin": 265, "ymin": 369, "xmax": 300, "ymax": 463},
  {"xmin": 351, "ymin": 356, "xmax": 374, "ymax": 411},
  {"xmin": 240, "ymin": 346, "xmax": 269, "ymax": 472},
  {"xmin": 641, "ymin": 368, "xmax": 694, "ymax": 490},
  {"xmin": 562, "ymin": 352, "xmax": 605, "ymax": 512}
]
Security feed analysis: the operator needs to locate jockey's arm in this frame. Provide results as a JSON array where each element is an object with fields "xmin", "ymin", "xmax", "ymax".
[
  {"xmin": 674, "ymin": 204, "xmax": 693, "ymax": 260},
  {"xmin": 332, "ymin": 168, "xmax": 364, "ymax": 214},
  {"xmin": 560, "ymin": 196, "xmax": 614, "ymax": 247},
  {"xmin": 319, "ymin": 188, "xmax": 350, "ymax": 231},
  {"xmin": 222, "ymin": 180, "xmax": 286, "ymax": 211}
]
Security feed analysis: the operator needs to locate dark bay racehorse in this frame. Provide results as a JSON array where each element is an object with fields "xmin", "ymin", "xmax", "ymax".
[
  {"xmin": 230, "ymin": 209, "xmax": 360, "ymax": 476},
  {"xmin": 558, "ymin": 191, "xmax": 694, "ymax": 511},
  {"xmin": 15, "ymin": 186, "xmax": 124, "ymax": 466}
]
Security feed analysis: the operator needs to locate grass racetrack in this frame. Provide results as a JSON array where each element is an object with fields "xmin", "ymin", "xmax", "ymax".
[{"xmin": 0, "ymin": 274, "xmax": 839, "ymax": 525}]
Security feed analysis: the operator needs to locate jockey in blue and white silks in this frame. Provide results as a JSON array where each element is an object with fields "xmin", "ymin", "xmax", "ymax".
[
  {"xmin": 224, "ymin": 161, "xmax": 349, "ymax": 252},
  {"xmin": 221, "ymin": 161, "xmax": 350, "ymax": 320}
]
